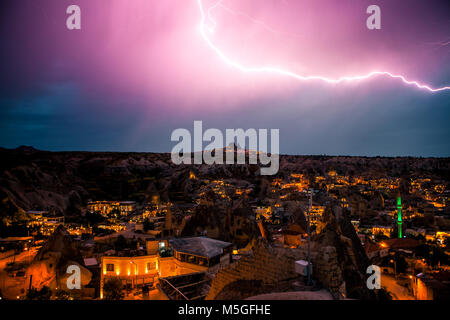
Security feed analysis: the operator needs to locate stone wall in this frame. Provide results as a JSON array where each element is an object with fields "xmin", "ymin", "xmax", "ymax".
[
  {"xmin": 272, "ymin": 245, "xmax": 343, "ymax": 296},
  {"xmin": 309, "ymin": 246, "xmax": 343, "ymax": 295},
  {"xmin": 206, "ymin": 242, "xmax": 344, "ymax": 300}
]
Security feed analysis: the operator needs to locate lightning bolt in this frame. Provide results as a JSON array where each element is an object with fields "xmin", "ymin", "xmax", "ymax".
[
  {"xmin": 198, "ymin": 0, "xmax": 450, "ymax": 93},
  {"xmin": 211, "ymin": 1, "xmax": 305, "ymax": 39},
  {"xmin": 428, "ymin": 40, "xmax": 450, "ymax": 48}
]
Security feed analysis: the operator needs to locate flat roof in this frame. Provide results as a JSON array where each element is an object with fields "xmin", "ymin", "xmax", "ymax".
[
  {"xmin": 83, "ymin": 257, "xmax": 98, "ymax": 267},
  {"xmin": 169, "ymin": 237, "xmax": 231, "ymax": 258}
]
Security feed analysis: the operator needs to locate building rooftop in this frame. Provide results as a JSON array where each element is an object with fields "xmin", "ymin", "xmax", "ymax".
[
  {"xmin": 159, "ymin": 272, "xmax": 210, "ymax": 300},
  {"xmin": 384, "ymin": 238, "xmax": 420, "ymax": 250},
  {"xmin": 364, "ymin": 242, "xmax": 382, "ymax": 253},
  {"xmin": 168, "ymin": 237, "xmax": 231, "ymax": 258},
  {"xmin": 83, "ymin": 257, "xmax": 98, "ymax": 267}
]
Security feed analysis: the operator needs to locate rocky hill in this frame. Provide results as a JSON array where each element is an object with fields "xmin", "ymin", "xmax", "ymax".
[
  {"xmin": 26, "ymin": 225, "xmax": 91, "ymax": 291},
  {"xmin": 0, "ymin": 147, "xmax": 448, "ymax": 221}
]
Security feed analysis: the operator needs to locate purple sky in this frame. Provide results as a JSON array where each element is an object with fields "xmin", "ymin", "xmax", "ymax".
[{"xmin": 0, "ymin": 0, "xmax": 449, "ymax": 156}]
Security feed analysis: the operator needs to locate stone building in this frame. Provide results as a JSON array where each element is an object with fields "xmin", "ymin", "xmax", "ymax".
[{"xmin": 100, "ymin": 237, "xmax": 232, "ymax": 298}]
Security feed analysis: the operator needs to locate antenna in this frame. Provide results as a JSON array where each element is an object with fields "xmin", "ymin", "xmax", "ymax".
[{"xmin": 306, "ymin": 188, "xmax": 312, "ymax": 285}]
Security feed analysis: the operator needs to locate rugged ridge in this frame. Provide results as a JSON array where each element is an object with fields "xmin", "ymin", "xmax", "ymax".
[
  {"xmin": 1, "ymin": 147, "xmax": 448, "ymax": 219},
  {"xmin": 26, "ymin": 225, "xmax": 91, "ymax": 291}
]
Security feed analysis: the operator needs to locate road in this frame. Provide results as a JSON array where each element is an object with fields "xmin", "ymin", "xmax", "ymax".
[
  {"xmin": 381, "ymin": 274, "xmax": 414, "ymax": 300},
  {"xmin": 0, "ymin": 248, "xmax": 38, "ymax": 299},
  {"xmin": 0, "ymin": 248, "xmax": 37, "ymax": 270}
]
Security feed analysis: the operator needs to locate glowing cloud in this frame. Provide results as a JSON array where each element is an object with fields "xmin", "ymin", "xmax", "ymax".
[{"xmin": 198, "ymin": 0, "xmax": 450, "ymax": 93}]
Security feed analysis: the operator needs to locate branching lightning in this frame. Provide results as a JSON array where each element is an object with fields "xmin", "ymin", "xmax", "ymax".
[
  {"xmin": 428, "ymin": 40, "xmax": 450, "ymax": 48},
  {"xmin": 198, "ymin": 0, "xmax": 450, "ymax": 93},
  {"xmin": 211, "ymin": 1, "xmax": 305, "ymax": 39}
]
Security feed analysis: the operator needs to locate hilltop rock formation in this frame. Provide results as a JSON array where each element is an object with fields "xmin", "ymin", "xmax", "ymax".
[
  {"xmin": 26, "ymin": 225, "xmax": 91, "ymax": 291},
  {"xmin": 208, "ymin": 206, "xmax": 380, "ymax": 300},
  {"xmin": 1, "ymin": 147, "xmax": 448, "ymax": 220}
]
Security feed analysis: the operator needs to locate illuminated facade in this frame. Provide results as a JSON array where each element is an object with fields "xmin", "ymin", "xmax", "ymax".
[
  {"xmin": 87, "ymin": 201, "xmax": 136, "ymax": 217},
  {"xmin": 100, "ymin": 237, "xmax": 232, "ymax": 299},
  {"xmin": 100, "ymin": 255, "xmax": 159, "ymax": 299},
  {"xmin": 372, "ymin": 226, "xmax": 394, "ymax": 238},
  {"xmin": 307, "ymin": 205, "xmax": 325, "ymax": 226},
  {"xmin": 26, "ymin": 212, "xmax": 65, "ymax": 236}
]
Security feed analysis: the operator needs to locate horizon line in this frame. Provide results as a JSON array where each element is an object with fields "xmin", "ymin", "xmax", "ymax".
[{"xmin": 2, "ymin": 145, "xmax": 449, "ymax": 159}]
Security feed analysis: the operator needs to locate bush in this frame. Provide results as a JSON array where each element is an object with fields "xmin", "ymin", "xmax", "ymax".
[
  {"xmin": 114, "ymin": 235, "xmax": 127, "ymax": 251},
  {"xmin": 416, "ymin": 243, "xmax": 449, "ymax": 267},
  {"xmin": 143, "ymin": 219, "xmax": 155, "ymax": 231},
  {"xmin": 103, "ymin": 278, "xmax": 124, "ymax": 300},
  {"xmin": 54, "ymin": 289, "xmax": 70, "ymax": 300},
  {"xmin": 26, "ymin": 286, "xmax": 52, "ymax": 300}
]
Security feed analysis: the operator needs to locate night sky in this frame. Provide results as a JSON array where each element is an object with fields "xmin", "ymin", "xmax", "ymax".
[{"xmin": 0, "ymin": 0, "xmax": 449, "ymax": 156}]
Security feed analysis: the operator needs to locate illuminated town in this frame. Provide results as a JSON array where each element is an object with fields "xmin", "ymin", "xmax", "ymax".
[
  {"xmin": 0, "ymin": 0, "xmax": 449, "ymax": 310},
  {"xmin": 0, "ymin": 148, "xmax": 448, "ymax": 300}
]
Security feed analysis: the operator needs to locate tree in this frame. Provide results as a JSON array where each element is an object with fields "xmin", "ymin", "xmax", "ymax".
[
  {"xmin": 84, "ymin": 211, "xmax": 106, "ymax": 226},
  {"xmin": 143, "ymin": 218, "xmax": 155, "ymax": 231},
  {"xmin": 108, "ymin": 208, "xmax": 121, "ymax": 219},
  {"xmin": 443, "ymin": 237, "xmax": 450, "ymax": 250},
  {"xmin": 393, "ymin": 254, "xmax": 408, "ymax": 273},
  {"xmin": 374, "ymin": 233, "xmax": 389, "ymax": 242},
  {"xmin": 409, "ymin": 233, "xmax": 425, "ymax": 242},
  {"xmin": 54, "ymin": 289, "xmax": 70, "ymax": 300},
  {"xmin": 114, "ymin": 235, "xmax": 127, "ymax": 251},
  {"xmin": 377, "ymin": 288, "xmax": 393, "ymax": 300},
  {"xmin": 26, "ymin": 286, "xmax": 52, "ymax": 300},
  {"xmin": 103, "ymin": 278, "xmax": 124, "ymax": 300},
  {"xmin": 159, "ymin": 246, "xmax": 173, "ymax": 258},
  {"xmin": 416, "ymin": 243, "xmax": 449, "ymax": 267}
]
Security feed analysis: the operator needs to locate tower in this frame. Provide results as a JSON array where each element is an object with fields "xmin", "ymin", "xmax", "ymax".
[
  {"xmin": 397, "ymin": 196, "xmax": 402, "ymax": 239},
  {"xmin": 164, "ymin": 206, "xmax": 173, "ymax": 237}
]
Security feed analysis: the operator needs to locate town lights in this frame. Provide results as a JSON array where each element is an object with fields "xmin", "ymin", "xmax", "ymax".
[
  {"xmin": 116, "ymin": 270, "xmax": 120, "ymax": 275},
  {"xmin": 130, "ymin": 261, "xmax": 137, "ymax": 275}
]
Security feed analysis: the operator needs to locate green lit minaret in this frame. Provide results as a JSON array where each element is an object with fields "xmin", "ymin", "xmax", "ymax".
[{"xmin": 397, "ymin": 196, "xmax": 402, "ymax": 239}]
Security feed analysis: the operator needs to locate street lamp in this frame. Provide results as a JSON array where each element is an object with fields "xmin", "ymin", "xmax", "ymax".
[
  {"xmin": 130, "ymin": 261, "xmax": 137, "ymax": 291},
  {"xmin": 390, "ymin": 259, "xmax": 397, "ymax": 279}
]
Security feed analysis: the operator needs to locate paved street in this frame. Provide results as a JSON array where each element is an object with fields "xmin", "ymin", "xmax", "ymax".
[
  {"xmin": 381, "ymin": 274, "xmax": 414, "ymax": 300},
  {"xmin": 0, "ymin": 248, "xmax": 37, "ymax": 270}
]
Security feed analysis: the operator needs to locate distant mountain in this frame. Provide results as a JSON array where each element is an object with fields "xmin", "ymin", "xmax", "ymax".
[
  {"xmin": 0, "ymin": 147, "xmax": 448, "ymax": 219},
  {"xmin": 15, "ymin": 145, "xmax": 40, "ymax": 153}
]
